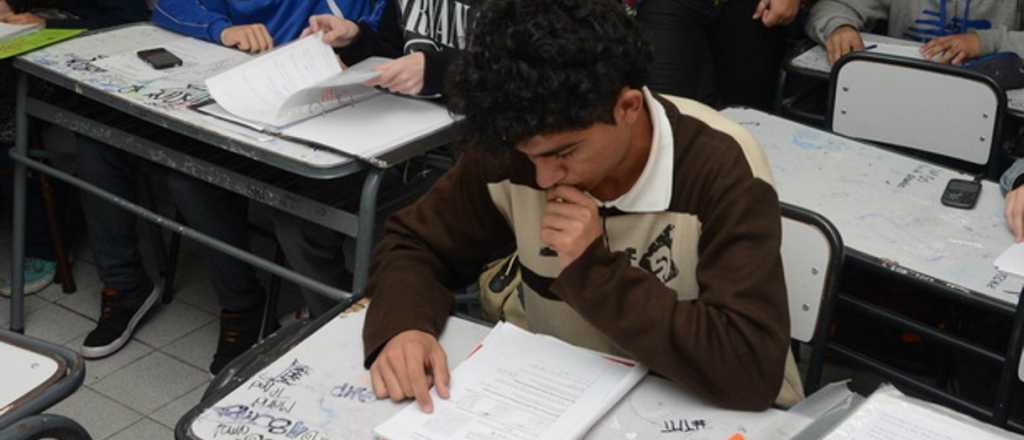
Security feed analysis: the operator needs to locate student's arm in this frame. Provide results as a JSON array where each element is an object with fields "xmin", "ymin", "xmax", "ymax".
[
  {"xmin": 550, "ymin": 152, "xmax": 790, "ymax": 411},
  {"xmin": 151, "ymin": 0, "xmax": 233, "ymax": 43},
  {"xmin": 362, "ymin": 151, "xmax": 517, "ymax": 367},
  {"xmin": 1002, "ymin": 159, "xmax": 1024, "ymax": 241},
  {"xmin": 805, "ymin": 0, "xmax": 890, "ymax": 44},
  {"xmin": 975, "ymin": 27, "xmax": 1024, "ymax": 59},
  {"xmin": 420, "ymin": 48, "xmax": 456, "ymax": 96},
  {"xmin": 11, "ymin": 0, "xmax": 150, "ymax": 29}
]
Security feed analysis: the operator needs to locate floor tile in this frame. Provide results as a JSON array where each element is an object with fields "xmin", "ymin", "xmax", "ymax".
[
  {"xmin": 107, "ymin": 418, "xmax": 175, "ymax": 440},
  {"xmin": 23, "ymin": 303, "xmax": 96, "ymax": 345},
  {"xmin": 133, "ymin": 301, "xmax": 215, "ymax": 348},
  {"xmin": 162, "ymin": 321, "xmax": 218, "ymax": 371},
  {"xmin": 151, "ymin": 382, "xmax": 209, "ymax": 429},
  {"xmin": 48, "ymin": 386, "xmax": 143, "ymax": 440},
  {"xmin": 92, "ymin": 351, "xmax": 209, "ymax": 415},
  {"xmin": 65, "ymin": 334, "xmax": 155, "ymax": 386},
  {"xmin": 56, "ymin": 283, "xmax": 103, "ymax": 321},
  {"xmin": 0, "ymin": 295, "xmax": 50, "ymax": 327}
]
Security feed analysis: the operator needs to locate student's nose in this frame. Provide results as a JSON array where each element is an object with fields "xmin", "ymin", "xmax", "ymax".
[{"xmin": 534, "ymin": 157, "xmax": 565, "ymax": 189}]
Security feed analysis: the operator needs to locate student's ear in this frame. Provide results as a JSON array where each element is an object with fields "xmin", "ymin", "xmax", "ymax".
[{"xmin": 613, "ymin": 88, "xmax": 645, "ymax": 126}]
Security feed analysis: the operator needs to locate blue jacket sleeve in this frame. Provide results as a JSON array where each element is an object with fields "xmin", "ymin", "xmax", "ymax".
[{"xmin": 151, "ymin": 0, "xmax": 233, "ymax": 43}]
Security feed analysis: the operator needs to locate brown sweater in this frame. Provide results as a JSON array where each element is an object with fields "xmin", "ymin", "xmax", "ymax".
[{"xmin": 363, "ymin": 94, "xmax": 798, "ymax": 411}]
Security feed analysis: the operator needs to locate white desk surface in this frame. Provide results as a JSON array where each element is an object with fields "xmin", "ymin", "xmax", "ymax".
[
  {"xmin": 18, "ymin": 24, "xmax": 353, "ymax": 169},
  {"xmin": 0, "ymin": 339, "xmax": 62, "ymax": 415},
  {"xmin": 188, "ymin": 308, "xmax": 814, "ymax": 440},
  {"xmin": 788, "ymin": 33, "xmax": 1024, "ymax": 115},
  {"xmin": 722, "ymin": 107, "xmax": 1023, "ymax": 307}
]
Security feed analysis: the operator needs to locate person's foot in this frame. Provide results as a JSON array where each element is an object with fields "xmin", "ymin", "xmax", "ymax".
[
  {"xmin": 0, "ymin": 258, "xmax": 57, "ymax": 297},
  {"xmin": 209, "ymin": 304, "xmax": 281, "ymax": 375},
  {"xmin": 80, "ymin": 283, "xmax": 162, "ymax": 359}
]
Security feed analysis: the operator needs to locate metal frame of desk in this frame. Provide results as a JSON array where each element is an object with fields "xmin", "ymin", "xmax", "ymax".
[{"xmin": 8, "ymin": 26, "xmax": 455, "ymax": 335}]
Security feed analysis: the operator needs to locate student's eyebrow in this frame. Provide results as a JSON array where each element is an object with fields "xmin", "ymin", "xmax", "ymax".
[{"xmin": 534, "ymin": 140, "xmax": 583, "ymax": 158}]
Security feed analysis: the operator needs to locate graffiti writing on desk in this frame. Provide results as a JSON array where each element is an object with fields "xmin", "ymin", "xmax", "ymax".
[
  {"xmin": 268, "ymin": 359, "xmax": 312, "ymax": 386},
  {"xmin": 895, "ymin": 164, "xmax": 940, "ymax": 189},
  {"xmin": 211, "ymin": 405, "xmax": 329, "ymax": 439},
  {"xmin": 329, "ymin": 382, "xmax": 376, "ymax": 403},
  {"xmin": 66, "ymin": 55, "xmax": 108, "ymax": 73},
  {"xmin": 136, "ymin": 83, "xmax": 209, "ymax": 109},
  {"xmin": 251, "ymin": 395, "xmax": 297, "ymax": 414},
  {"xmin": 989, "ymin": 271, "xmax": 1008, "ymax": 290},
  {"xmin": 661, "ymin": 419, "xmax": 708, "ymax": 434}
]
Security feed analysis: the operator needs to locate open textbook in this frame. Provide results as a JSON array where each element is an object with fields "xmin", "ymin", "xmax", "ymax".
[
  {"xmin": 374, "ymin": 322, "xmax": 648, "ymax": 440},
  {"xmin": 199, "ymin": 34, "xmax": 456, "ymax": 163}
]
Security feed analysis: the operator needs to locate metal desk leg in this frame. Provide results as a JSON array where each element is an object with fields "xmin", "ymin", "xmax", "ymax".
[
  {"xmin": 10, "ymin": 72, "xmax": 29, "ymax": 334},
  {"xmin": 993, "ymin": 287, "xmax": 1024, "ymax": 425},
  {"xmin": 353, "ymin": 169, "xmax": 383, "ymax": 294}
]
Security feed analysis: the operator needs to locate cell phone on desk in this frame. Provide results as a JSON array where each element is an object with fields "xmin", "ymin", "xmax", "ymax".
[
  {"xmin": 137, "ymin": 48, "xmax": 183, "ymax": 70},
  {"xmin": 941, "ymin": 178, "xmax": 981, "ymax": 209}
]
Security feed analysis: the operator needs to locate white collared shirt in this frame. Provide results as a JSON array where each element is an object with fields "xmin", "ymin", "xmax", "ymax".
[{"xmin": 604, "ymin": 86, "xmax": 674, "ymax": 212}]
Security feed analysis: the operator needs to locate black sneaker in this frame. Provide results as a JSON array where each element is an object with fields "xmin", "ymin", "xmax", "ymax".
[
  {"xmin": 81, "ymin": 284, "xmax": 162, "ymax": 359},
  {"xmin": 209, "ymin": 304, "xmax": 281, "ymax": 375}
]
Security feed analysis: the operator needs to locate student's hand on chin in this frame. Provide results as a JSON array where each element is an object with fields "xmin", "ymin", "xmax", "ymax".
[
  {"xmin": 1006, "ymin": 187, "xmax": 1024, "ymax": 242},
  {"xmin": 370, "ymin": 330, "xmax": 450, "ymax": 414},
  {"xmin": 825, "ymin": 25, "xmax": 864, "ymax": 65},
  {"xmin": 541, "ymin": 185, "xmax": 604, "ymax": 270},
  {"xmin": 920, "ymin": 33, "xmax": 981, "ymax": 65},
  {"xmin": 301, "ymin": 15, "xmax": 360, "ymax": 48},
  {"xmin": 221, "ymin": 24, "xmax": 274, "ymax": 53},
  {"xmin": 364, "ymin": 53, "xmax": 426, "ymax": 95},
  {"xmin": 2, "ymin": 13, "xmax": 45, "ymax": 27}
]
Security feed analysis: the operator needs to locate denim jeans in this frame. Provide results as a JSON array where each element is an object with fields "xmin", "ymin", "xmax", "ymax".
[{"xmin": 76, "ymin": 135, "xmax": 264, "ymax": 309}]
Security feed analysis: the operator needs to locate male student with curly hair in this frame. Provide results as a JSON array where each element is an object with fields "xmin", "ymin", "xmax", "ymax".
[{"xmin": 361, "ymin": 0, "xmax": 803, "ymax": 413}]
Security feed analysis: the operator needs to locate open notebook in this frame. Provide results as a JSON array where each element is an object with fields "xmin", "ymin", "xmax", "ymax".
[
  {"xmin": 197, "ymin": 34, "xmax": 456, "ymax": 164},
  {"xmin": 374, "ymin": 322, "xmax": 648, "ymax": 440}
]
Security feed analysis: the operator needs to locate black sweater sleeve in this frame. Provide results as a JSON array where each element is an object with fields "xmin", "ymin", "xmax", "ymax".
[
  {"xmin": 336, "ymin": 0, "xmax": 404, "ymax": 65},
  {"xmin": 420, "ymin": 47, "xmax": 457, "ymax": 97},
  {"xmin": 43, "ymin": 0, "xmax": 150, "ymax": 30}
]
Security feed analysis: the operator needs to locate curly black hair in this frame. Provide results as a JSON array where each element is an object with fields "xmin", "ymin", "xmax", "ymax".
[{"xmin": 445, "ymin": 0, "xmax": 652, "ymax": 149}]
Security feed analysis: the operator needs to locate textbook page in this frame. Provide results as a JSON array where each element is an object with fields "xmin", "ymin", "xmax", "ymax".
[
  {"xmin": 374, "ymin": 322, "xmax": 648, "ymax": 440},
  {"xmin": 867, "ymin": 42, "xmax": 925, "ymax": 60},
  {"xmin": 822, "ymin": 385, "xmax": 1024, "ymax": 440},
  {"xmin": 206, "ymin": 34, "xmax": 385, "ymax": 128},
  {"xmin": 281, "ymin": 92, "xmax": 455, "ymax": 159}
]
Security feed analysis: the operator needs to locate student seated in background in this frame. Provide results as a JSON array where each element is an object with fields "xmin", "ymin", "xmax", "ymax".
[
  {"xmin": 362, "ymin": 0, "xmax": 803, "ymax": 413},
  {"xmin": 268, "ymin": 0, "xmax": 471, "ymax": 318},
  {"xmin": 71, "ymin": 0, "xmax": 394, "ymax": 375},
  {"xmin": 807, "ymin": 0, "xmax": 1024, "ymax": 65},
  {"xmin": 0, "ymin": 0, "xmax": 147, "ymax": 28}
]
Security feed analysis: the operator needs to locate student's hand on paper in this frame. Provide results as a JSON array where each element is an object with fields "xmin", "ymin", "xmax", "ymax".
[
  {"xmin": 221, "ymin": 24, "xmax": 274, "ymax": 53},
  {"xmin": 0, "ymin": 1, "xmax": 14, "ymax": 21},
  {"xmin": 302, "ymin": 15, "xmax": 360, "ymax": 48},
  {"xmin": 542, "ymin": 185, "xmax": 604, "ymax": 270},
  {"xmin": 1006, "ymin": 187, "xmax": 1024, "ymax": 242},
  {"xmin": 752, "ymin": 0, "xmax": 799, "ymax": 28},
  {"xmin": 365, "ymin": 52, "xmax": 426, "ymax": 95},
  {"xmin": 2, "ymin": 13, "xmax": 45, "ymax": 27},
  {"xmin": 920, "ymin": 33, "xmax": 981, "ymax": 65},
  {"xmin": 370, "ymin": 329, "xmax": 450, "ymax": 413}
]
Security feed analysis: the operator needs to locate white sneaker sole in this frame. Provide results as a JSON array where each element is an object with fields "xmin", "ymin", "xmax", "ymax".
[{"xmin": 80, "ymin": 285, "xmax": 163, "ymax": 359}]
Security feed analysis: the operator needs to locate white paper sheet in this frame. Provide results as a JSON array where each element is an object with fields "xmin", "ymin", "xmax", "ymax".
[
  {"xmin": 995, "ymin": 242, "xmax": 1024, "ymax": 278},
  {"xmin": 374, "ymin": 322, "xmax": 648, "ymax": 440},
  {"xmin": 205, "ymin": 34, "xmax": 386, "ymax": 128},
  {"xmin": 865, "ymin": 42, "xmax": 926, "ymax": 60},
  {"xmin": 823, "ymin": 386, "xmax": 1023, "ymax": 440}
]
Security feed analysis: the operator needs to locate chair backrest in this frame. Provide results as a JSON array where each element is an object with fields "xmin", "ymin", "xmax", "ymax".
[
  {"xmin": 829, "ymin": 52, "xmax": 1005, "ymax": 171},
  {"xmin": 780, "ymin": 203, "xmax": 844, "ymax": 392}
]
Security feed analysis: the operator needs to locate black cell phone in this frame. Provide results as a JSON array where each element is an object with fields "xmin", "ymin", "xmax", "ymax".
[
  {"xmin": 941, "ymin": 178, "xmax": 981, "ymax": 209},
  {"xmin": 137, "ymin": 48, "xmax": 183, "ymax": 70}
]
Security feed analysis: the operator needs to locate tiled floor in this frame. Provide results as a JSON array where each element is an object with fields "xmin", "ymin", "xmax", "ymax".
[{"xmin": 0, "ymin": 220, "xmax": 306, "ymax": 440}]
